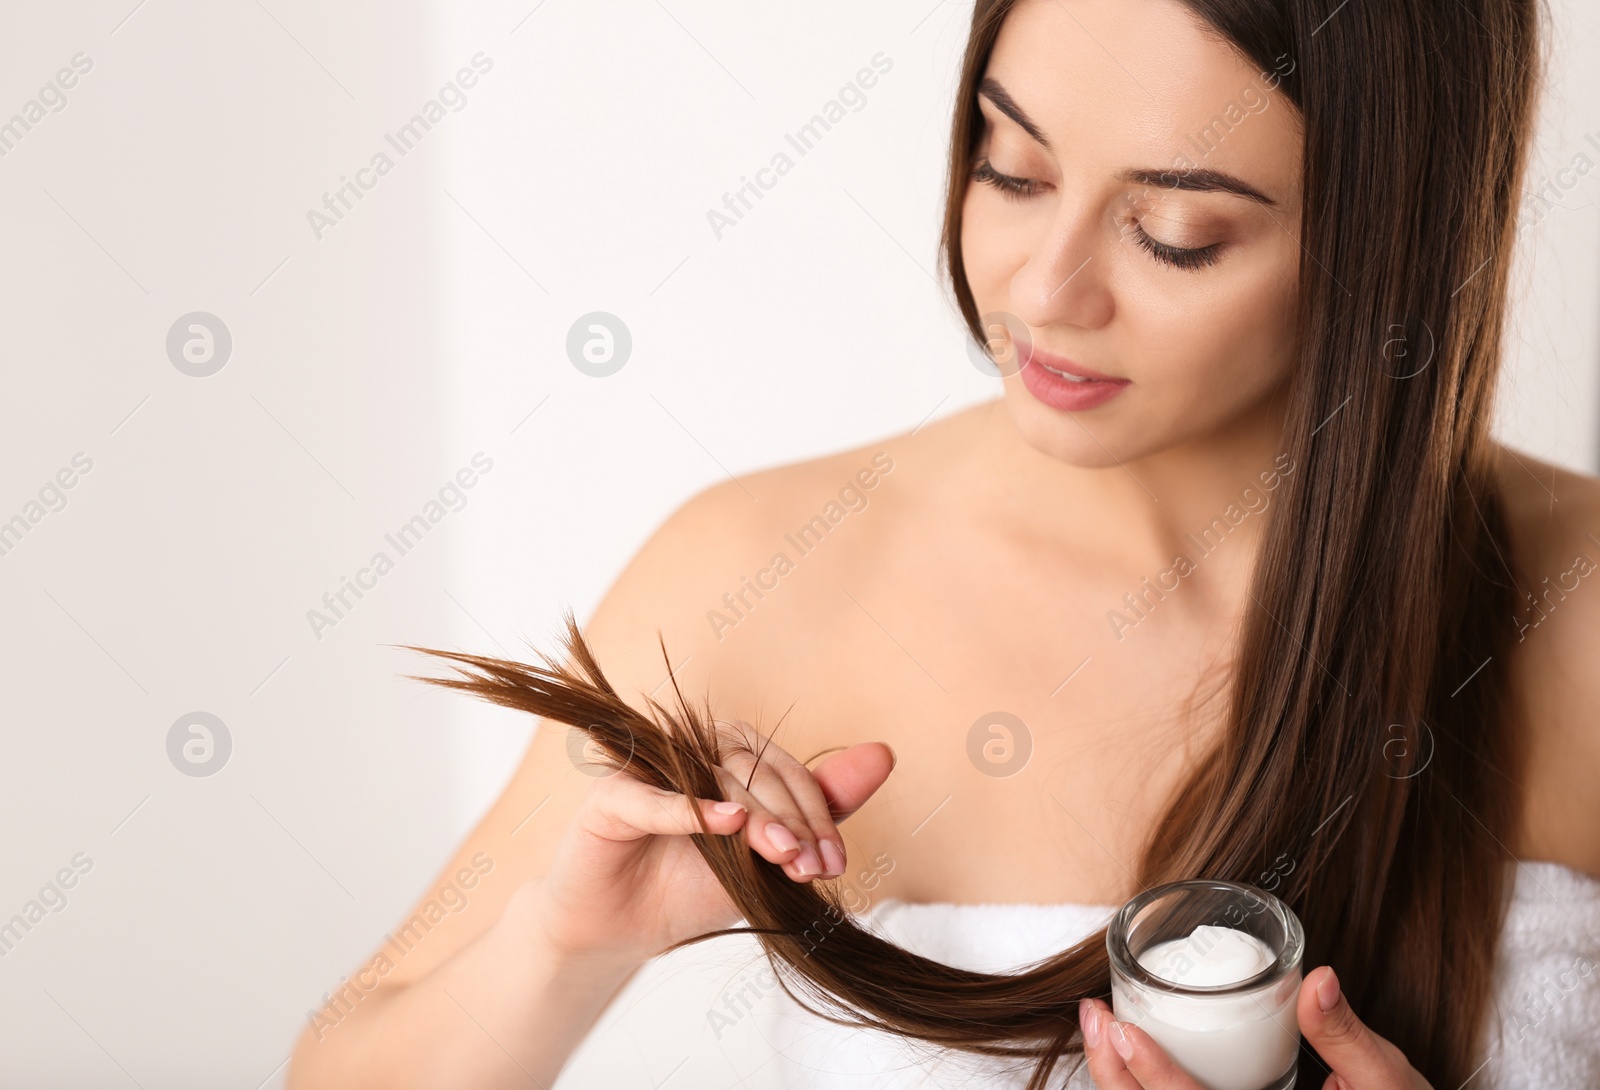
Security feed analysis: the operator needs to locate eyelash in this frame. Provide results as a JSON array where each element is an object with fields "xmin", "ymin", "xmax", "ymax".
[
  {"xmin": 971, "ymin": 158, "xmax": 1043, "ymax": 200},
  {"xmin": 970, "ymin": 158, "xmax": 1224, "ymax": 271},
  {"xmin": 1129, "ymin": 226, "xmax": 1223, "ymax": 271}
]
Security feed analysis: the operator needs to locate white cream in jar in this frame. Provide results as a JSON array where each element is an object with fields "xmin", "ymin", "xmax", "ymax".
[{"xmin": 1107, "ymin": 882, "xmax": 1304, "ymax": 1090}]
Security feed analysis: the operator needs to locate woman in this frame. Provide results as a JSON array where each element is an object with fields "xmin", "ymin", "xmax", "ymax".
[{"xmin": 287, "ymin": 0, "xmax": 1600, "ymax": 1087}]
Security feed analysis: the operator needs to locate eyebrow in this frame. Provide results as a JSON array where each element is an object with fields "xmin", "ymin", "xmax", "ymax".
[
  {"xmin": 976, "ymin": 77, "xmax": 1279, "ymax": 208},
  {"xmin": 1117, "ymin": 166, "xmax": 1277, "ymax": 207},
  {"xmin": 978, "ymin": 77, "xmax": 1052, "ymax": 151}
]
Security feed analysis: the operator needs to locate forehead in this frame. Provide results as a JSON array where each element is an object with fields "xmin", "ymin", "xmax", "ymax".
[{"xmin": 985, "ymin": 0, "xmax": 1302, "ymax": 195}]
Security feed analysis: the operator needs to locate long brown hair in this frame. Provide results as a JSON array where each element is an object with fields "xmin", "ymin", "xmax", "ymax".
[{"xmin": 409, "ymin": 1, "xmax": 1547, "ymax": 1085}]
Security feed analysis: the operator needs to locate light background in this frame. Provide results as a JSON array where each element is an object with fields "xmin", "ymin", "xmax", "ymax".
[{"xmin": 0, "ymin": 1, "xmax": 1595, "ymax": 1087}]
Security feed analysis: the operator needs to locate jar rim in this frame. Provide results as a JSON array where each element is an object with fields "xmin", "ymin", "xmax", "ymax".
[{"xmin": 1104, "ymin": 878, "xmax": 1305, "ymax": 996}]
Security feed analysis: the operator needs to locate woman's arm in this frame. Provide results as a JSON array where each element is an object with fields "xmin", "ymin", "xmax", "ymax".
[
  {"xmin": 286, "ymin": 728, "xmax": 891, "ymax": 1090},
  {"xmin": 284, "ymin": 478, "xmax": 885, "ymax": 1088},
  {"xmin": 286, "ymin": 880, "xmax": 646, "ymax": 1089}
]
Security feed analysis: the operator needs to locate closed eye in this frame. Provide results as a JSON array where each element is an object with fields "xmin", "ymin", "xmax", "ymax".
[
  {"xmin": 972, "ymin": 158, "xmax": 1224, "ymax": 271},
  {"xmin": 971, "ymin": 158, "xmax": 1044, "ymax": 200},
  {"xmin": 1128, "ymin": 224, "xmax": 1223, "ymax": 270}
]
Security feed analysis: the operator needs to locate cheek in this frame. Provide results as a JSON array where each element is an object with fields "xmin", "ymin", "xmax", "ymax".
[
  {"xmin": 960, "ymin": 192, "xmax": 1030, "ymax": 308},
  {"xmin": 1123, "ymin": 257, "xmax": 1297, "ymax": 401},
  {"xmin": 960, "ymin": 203, "xmax": 1002, "ymax": 304}
]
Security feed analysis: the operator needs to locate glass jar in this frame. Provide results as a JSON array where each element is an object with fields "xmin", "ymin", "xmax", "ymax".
[{"xmin": 1106, "ymin": 879, "xmax": 1305, "ymax": 1090}]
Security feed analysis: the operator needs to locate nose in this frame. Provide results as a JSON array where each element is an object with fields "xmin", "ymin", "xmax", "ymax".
[{"xmin": 1010, "ymin": 209, "xmax": 1113, "ymax": 332}]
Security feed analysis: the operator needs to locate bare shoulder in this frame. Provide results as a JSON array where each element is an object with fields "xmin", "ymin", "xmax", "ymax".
[
  {"xmin": 303, "ymin": 408, "xmax": 974, "ymax": 1034},
  {"xmin": 1490, "ymin": 442, "xmax": 1600, "ymax": 877},
  {"xmin": 578, "ymin": 403, "xmax": 1017, "ymax": 791},
  {"xmin": 584, "ymin": 401, "xmax": 987, "ymax": 702},
  {"xmin": 1491, "ymin": 441, "xmax": 1600, "ymax": 623}
]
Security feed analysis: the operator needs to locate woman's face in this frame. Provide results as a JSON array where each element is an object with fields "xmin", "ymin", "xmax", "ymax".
[{"xmin": 963, "ymin": 0, "xmax": 1304, "ymax": 467}]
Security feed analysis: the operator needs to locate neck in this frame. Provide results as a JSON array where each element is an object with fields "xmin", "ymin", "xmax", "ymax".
[{"xmin": 970, "ymin": 388, "xmax": 1293, "ymax": 594}]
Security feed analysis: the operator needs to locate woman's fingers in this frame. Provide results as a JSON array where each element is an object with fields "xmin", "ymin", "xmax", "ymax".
[
  {"xmin": 1297, "ymin": 966, "xmax": 1428, "ymax": 1088},
  {"xmin": 775, "ymin": 759, "xmax": 847, "ymax": 876},
  {"xmin": 713, "ymin": 762, "xmax": 830, "ymax": 880},
  {"xmin": 1079, "ymin": 998, "xmax": 1207, "ymax": 1090},
  {"xmin": 808, "ymin": 741, "xmax": 896, "ymax": 821},
  {"xmin": 715, "ymin": 719, "xmax": 844, "ymax": 881},
  {"xmin": 1080, "ymin": 1000, "xmax": 1145, "ymax": 1089},
  {"xmin": 579, "ymin": 770, "xmax": 749, "ymax": 842},
  {"xmin": 760, "ymin": 742, "xmax": 851, "ymax": 877},
  {"xmin": 576, "ymin": 718, "xmax": 897, "ymax": 887},
  {"xmin": 747, "ymin": 739, "xmax": 897, "ymax": 880},
  {"xmin": 1107, "ymin": 1019, "xmax": 1208, "ymax": 1088}
]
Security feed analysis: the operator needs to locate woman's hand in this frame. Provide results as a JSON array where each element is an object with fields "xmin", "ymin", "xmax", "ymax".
[
  {"xmin": 1078, "ymin": 966, "xmax": 1433, "ymax": 1089},
  {"xmin": 517, "ymin": 717, "xmax": 896, "ymax": 968}
]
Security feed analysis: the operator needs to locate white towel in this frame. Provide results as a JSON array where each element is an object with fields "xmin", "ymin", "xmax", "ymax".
[
  {"xmin": 761, "ymin": 860, "xmax": 1600, "ymax": 1089},
  {"xmin": 1476, "ymin": 859, "xmax": 1600, "ymax": 1088}
]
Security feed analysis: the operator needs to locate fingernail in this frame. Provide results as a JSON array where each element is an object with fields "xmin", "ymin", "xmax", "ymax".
[
  {"xmin": 712, "ymin": 800, "xmax": 745, "ymax": 815},
  {"xmin": 1110, "ymin": 1020, "xmax": 1133, "ymax": 1060},
  {"xmin": 793, "ymin": 843, "xmax": 822, "ymax": 876},
  {"xmin": 1317, "ymin": 967, "xmax": 1341, "ymax": 1013},
  {"xmin": 818, "ymin": 839, "xmax": 846, "ymax": 876},
  {"xmin": 1078, "ymin": 1000, "xmax": 1101, "ymax": 1048},
  {"xmin": 766, "ymin": 821, "xmax": 800, "ymax": 854}
]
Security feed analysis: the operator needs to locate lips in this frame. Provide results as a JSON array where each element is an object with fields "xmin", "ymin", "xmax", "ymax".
[
  {"xmin": 1014, "ymin": 340, "xmax": 1130, "ymax": 412},
  {"xmin": 1015, "ymin": 341, "xmax": 1127, "ymax": 383}
]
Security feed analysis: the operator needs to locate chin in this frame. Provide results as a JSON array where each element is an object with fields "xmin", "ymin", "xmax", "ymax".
[
  {"xmin": 1001, "ymin": 381, "xmax": 1157, "ymax": 467},
  {"xmin": 1005, "ymin": 404, "xmax": 1145, "ymax": 468}
]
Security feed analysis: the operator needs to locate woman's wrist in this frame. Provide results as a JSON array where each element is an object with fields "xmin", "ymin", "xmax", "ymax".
[
  {"xmin": 496, "ymin": 880, "xmax": 647, "ymax": 994},
  {"xmin": 505, "ymin": 876, "xmax": 657, "ymax": 974},
  {"xmin": 288, "ymin": 883, "xmax": 649, "ymax": 1090},
  {"xmin": 433, "ymin": 889, "xmax": 644, "ymax": 1087}
]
